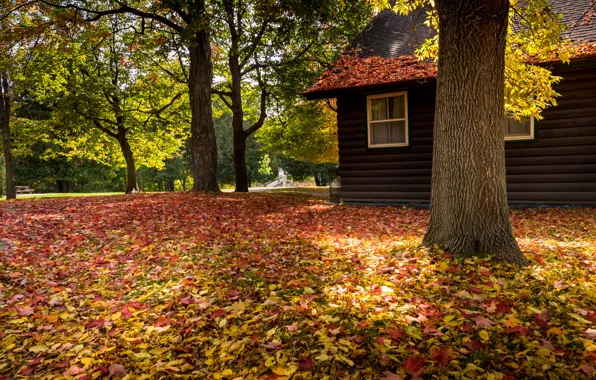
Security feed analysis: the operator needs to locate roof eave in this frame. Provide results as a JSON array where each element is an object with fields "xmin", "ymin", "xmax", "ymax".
[{"xmin": 303, "ymin": 76, "xmax": 437, "ymax": 100}]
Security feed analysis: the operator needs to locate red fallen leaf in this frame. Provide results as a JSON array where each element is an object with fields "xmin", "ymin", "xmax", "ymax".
[
  {"xmin": 446, "ymin": 266, "xmax": 460, "ymax": 274},
  {"xmin": 85, "ymin": 318, "xmax": 105, "ymax": 329},
  {"xmin": 495, "ymin": 299, "xmax": 513, "ymax": 313},
  {"xmin": 503, "ymin": 375, "xmax": 519, "ymax": 380},
  {"xmin": 533, "ymin": 254, "xmax": 546, "ymax": 264},
  {"xmin": 534, "ymin": 310, "xmax": 550, "ymax": 328},
  {"xmin": 63, "ymin": 365, "xmax": 84, "ymax": 376},
  {"xmin": 78, "ymin": 376, "xmax": 89, "ymax": 380},
  {"xmin": 54, "ymin": 361, "xmax": 70, "ymax": 368},
  {"xmin": 465, "ymin": 340, "xmax": 484, "ymax": 351},
  {"xmin": 431, "ymin": 346, "xmax": 454, "ymax": 366},
  {"xmin": 298, "ymin": 357, "xmax": 314, "ymax": 371},
  {"xmin": 120, "ymin": 306, "xmax": 133, "ymax": 320},
  {"xmin": 285, "ymin": 324, "xmax": 298, "ymax": 332},
  {"xmin": 461, "ymin": 323, "xmax": 475, "ymax": 332},
  {"xmin": 209, "ymin": 309, "xmax": 226, "ymax": 319},
  {"xmin": 578, "ymin": 365, "xmax": 595, "ymax": 376},
  {"xmin": 506, "ymin": 326, "xmax": 528, "ymax": 335},
  {"xmin": 387, "ymin": 328, "xmax": 406, "ymax": 341},
  {"xmin": 261, "ymin": 341, "xmax": 283, "ymax": 350},
  {"xmin": 540, "ymin": 339, "xmax": 555, "ymax": 351},
  {"xmin": 108, "ymin": 363, "xmax": 127, "ymax": 376},
  {"xmin": 423, "ymin": 326, "xmax": 443, "ymax": 336},
  {"xmin": 589, "ymin": 353, "xmax": 596, "ymax": 363},
  {"xmin": 474, "ymin": 316, "xmax": 496, "ymax": 326},
  {"xmin": 154, "ymin": 316, "xmax": 170, "ymax": 327},
  {"xmin": 356, "ymin": 321, "xmax": 370, "ymax": 329},
  {"xmin": 380, "ymin": 371, "xmax": 404, "ymax": 380},
  {"xmin": 403, "ymin": 355, "xmax": 425, "ymax": 375},
  {"xmin": 21, "ymin": 367, "xmax": 35, "ymax": 376}
]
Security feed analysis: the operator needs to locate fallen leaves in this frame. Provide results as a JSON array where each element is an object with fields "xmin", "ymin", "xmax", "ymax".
[{"xmin": 0, "ymin": 193, "xmax": 595, "ymax": 379}]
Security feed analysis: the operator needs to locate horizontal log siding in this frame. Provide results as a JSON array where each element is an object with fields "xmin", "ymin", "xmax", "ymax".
[{"xmin": 337, "ymin": 61, "xmax": 596, "ymax": 204}]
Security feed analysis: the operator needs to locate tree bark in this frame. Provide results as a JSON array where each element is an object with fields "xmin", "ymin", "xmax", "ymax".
[
  {"xmin": 167, "ymin": 180, "xmax": 175, "ymax": 192},
  {"xmin": 314, "ymin": 173, "xmax": 321, "ymax": 187},
  {"xmin": 0, "ymin": 74, "xmax": 15, "ymax": 200},
  {"xmin": 188, "ymin": 27, "xmax": 220, "ymax": 192},
  {"xmin": 117, "ymin": 128, "xmax": 139, "ymax": 194},
  {"xmin": 422, "ymin": 0, "xmax": 528, "ymax": 265}
]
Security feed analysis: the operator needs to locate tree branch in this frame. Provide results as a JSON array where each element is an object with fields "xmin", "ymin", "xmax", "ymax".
[
  {"xmin": 244, "ymin": 73, "xmax": 268, "ymax": 137},
  {"xmin": 92, "ymin": 120, "xmax": 118, "ymax": 139},
  {"xmin": 40, "ymin": 1, "xmax": 183, "ymax": 32},
  {"xmin": 241, "ymin": 41, "xmax": 313, "ymax": 76}
]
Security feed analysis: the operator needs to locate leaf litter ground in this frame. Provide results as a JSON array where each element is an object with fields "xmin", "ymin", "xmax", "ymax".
[{"xmin": 0, "ymin": 193, "xmax": 595, "ymax": 379}]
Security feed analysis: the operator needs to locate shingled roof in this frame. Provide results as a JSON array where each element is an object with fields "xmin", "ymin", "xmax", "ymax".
[{"xmin": 305, "ymin": 0, "xmax": 596, "ymax": 98}]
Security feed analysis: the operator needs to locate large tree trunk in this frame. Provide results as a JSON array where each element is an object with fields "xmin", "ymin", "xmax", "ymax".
[
  {"xmin": 233, "ymin": 131, "xmax": 249, "ymax": 192},
  {"xmin": 228, "ymin": 39, "xmax": 250, "ymax": 193},
  {"xmin": 188, "ymin": 27, "xmax": 219, "ymax": 192},
  {"xmin": 0, "ymin": 74, "xmax": 15, "ymax": 200},
  {"xmin": 117, "ymin": 128, "xmax": 139, "ymax": 194},
  {"xmin": 422, "ymin": 0, "xmax": 528, "ymax": 265}
]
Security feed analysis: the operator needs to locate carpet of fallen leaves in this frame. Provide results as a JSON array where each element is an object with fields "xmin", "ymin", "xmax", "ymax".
[{"xmin": 1, "ymin": 193, "xmax": 595, "ymax": 380}]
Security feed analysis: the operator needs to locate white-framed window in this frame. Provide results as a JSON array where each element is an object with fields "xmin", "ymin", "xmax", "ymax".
[
  {"xmin": 367, "ymin": 92, "xmax": 409, "ymax": 147},
  {"xmin": 504, "ymin": 116, "xmax": 535, "ymax": 141}
]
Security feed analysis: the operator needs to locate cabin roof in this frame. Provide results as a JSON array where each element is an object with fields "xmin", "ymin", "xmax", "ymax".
[{"xmin": 305, "ymin": 1, "xmax": 596, "ymax": 99}]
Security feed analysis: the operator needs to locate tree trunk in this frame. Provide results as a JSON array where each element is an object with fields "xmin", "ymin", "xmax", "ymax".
[
  {"xmin": 1, "ymin": 74, "xmax": 15, "ymax": 200},
  {"xmin": 422, "ymin": 0, "xmax": 528, "ymax": 265},
  {"xmin": 314, "ymin": 173, "xmax": 321, "ymax": 186},
  {"xmin": 228, "ymin": 43, "xmax": 250, "ymax": 193},
  {"xmin": 182, "ymin": 177, "xmax": 187, "ymax": 191},
  {"xmin": 117, "ymin": 129, "xmax": 139, "ymax": 194},
  {"xmin": 233, "ymin": 130, "xmax": 249, "ymax": 192},
  {"xmin": 167, "ymin": 180, "xmax": 175, "ymax": 192},
  {"xmin": 188, "ymin": 26, "xmax": 219, "ymax": 192}
]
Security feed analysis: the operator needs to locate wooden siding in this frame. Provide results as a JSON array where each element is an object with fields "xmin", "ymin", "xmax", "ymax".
[{"xmin": 337, "ymin": 60, "xmax": 596, "ymax": 205}]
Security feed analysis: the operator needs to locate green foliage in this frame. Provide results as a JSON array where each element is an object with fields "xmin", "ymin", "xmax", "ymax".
[
  {"xmin": 14, "ymin": 154, "xmax": 125, "ymax": 193},
  {"xmin": 214, "ymin": 114, "xmax": 279, "ymax": 187},
  {"xmin": 258, "ymin": 100, "xmax": 338, "ymax": 164},
  {"xmin": 280, "ymin": 157, "xmax": 337, "ymax": 186}
]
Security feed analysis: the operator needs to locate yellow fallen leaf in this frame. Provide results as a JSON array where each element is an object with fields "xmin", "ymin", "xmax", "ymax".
[
  {"xmin": 479, "ymin": 330, "xmax": 490, "ymax": 342},
  {"xmin": 80, "ymin": 357, "xmax": 93, "ymax": 366},
  {"xmin": 111, "ymin": 311, "xmax": 122, "ymax": 321},
  {"xmin": 265, "ymin": 356, "xmax": 275, "ymax": 367},
  {"xmin": 29, "ymin": 345, "xmax": 47, "ymax": 353}
]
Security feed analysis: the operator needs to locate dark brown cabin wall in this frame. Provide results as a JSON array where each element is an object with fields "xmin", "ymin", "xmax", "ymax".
[
  {"xmin": 336, "ymin": 60, "xmax": 596, "ymax": 204},
  {"xmin": 337, "ymin": 83, "xmax": 435, "ymax": 203}
]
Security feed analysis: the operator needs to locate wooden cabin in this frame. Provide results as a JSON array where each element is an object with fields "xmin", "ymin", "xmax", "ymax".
[{"xmin": 305, "ymin": 2, "xmax": 596, "ymax": 205}]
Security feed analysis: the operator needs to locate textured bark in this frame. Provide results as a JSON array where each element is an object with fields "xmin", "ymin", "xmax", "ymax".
[
  {"xmin": 0, "ymin": 74, "xmax": 15, "ymax": 200},
  {"xmin": 189, "ymin": 28, "xmax": 219, "ymax": 193},
  {"xmin": 117, "ymin": 128, "xmax": 139, "ymax": 194},
  {"xmin": 227, "ymin": 15, "xmax": 250, "ymax": 193},
  {"xmin": 422, "ymin": 0, "xmax": 528, "ymax": 265}
]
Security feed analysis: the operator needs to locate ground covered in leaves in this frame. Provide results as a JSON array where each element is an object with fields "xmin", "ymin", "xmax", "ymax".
[{"xmin": 0, "ymin": 193, "xmax": 595, "ymax": 380}]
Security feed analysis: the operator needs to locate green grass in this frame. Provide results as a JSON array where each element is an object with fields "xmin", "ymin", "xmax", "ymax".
[
  {"xmin": 255, "ymin": 186, "xmax": 330, "ymax": 199},
  {"xmin": 0, "ymin": 187, "xmax": 330, "ymax": 202},
  {"xmin": 0, "ymin": 192, "xmax": 122, "ymax": 201}
]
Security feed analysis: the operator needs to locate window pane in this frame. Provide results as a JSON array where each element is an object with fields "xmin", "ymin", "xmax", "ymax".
[
  {"xmin": 370, "ymin": 98, "xmax": 387, "ymax": 121},
  {"xmin": 504, "ymin": 117, "xmax": 531, "ymax": 137},
  {"xmin": 371, "ymin": 120, "xmax": 406, "ymax": 145},
  {"xmin": 388, "ymin": 95, "xmax": 405, "ymax": 119},
  {"xmin": 389, "ymin": 120, "xmax": 406, "ymax": 143},
  {"xmin": 371, "ymin": 122, "xmax": 390, "ymax": 144}
]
